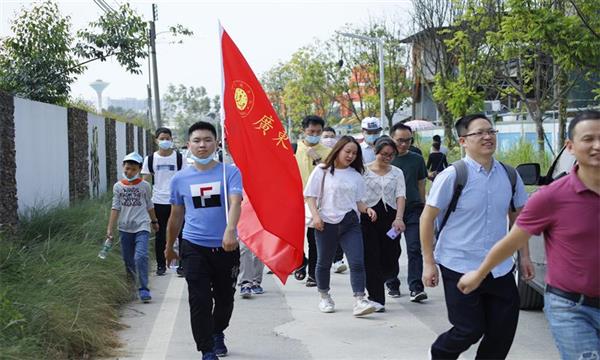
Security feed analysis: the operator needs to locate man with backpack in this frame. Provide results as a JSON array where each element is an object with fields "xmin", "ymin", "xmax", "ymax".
[
  {"xmin": 420, "ymin": 114, "xmax": 534, "ymax": 359},
  {"xmin": 142, "ymin": 127, "xmax": 186, "ymax": 276}
]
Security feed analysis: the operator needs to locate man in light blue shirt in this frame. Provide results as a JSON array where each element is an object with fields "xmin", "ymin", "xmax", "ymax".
[
  {"xmin": 165, "ymin": 121, "xmax": 243, "ymax": 360},
  {"xmin": 420, "ymin": 114, "xmax": 534, "ymax": 360}
]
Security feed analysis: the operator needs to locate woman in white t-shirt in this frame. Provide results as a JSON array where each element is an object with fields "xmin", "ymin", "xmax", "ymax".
[
  {"xmin": 361, "ymin": 137, "xmax": 406, "ymax": 312},
  {"xmin": 304, "ymin": 135, "xmax": 378, "ymax": 317}
]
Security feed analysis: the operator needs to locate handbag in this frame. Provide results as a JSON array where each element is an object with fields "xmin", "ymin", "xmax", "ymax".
[{"xmin": 305, "ymin": 168, "xmax": 327, "ymax": 228}]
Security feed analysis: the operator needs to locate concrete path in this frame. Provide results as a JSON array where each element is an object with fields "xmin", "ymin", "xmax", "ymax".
[{"xmin": 110, "ymin": 250, "xmax": 559, "ymax": 360}]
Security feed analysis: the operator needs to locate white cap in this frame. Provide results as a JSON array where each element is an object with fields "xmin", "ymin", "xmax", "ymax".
[
  {"xmin": 361, "ymin": 117, "xmax": 381, "ymax": 130},
  {"xmin": 123, "ymin": 152, "xmax": 143, "ymax": 165}
]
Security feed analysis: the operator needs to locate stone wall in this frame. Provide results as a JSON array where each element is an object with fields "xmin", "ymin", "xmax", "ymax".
[
  {"xmin": 126, "ymin": 123, "xmax": 134, "ymax": 153},
  {"xmin": 67, "ymin": 108, "xmax": 89, "ymax": 202},
  {"xmin": 137, "ymin": 126, "xmax": 144, "ymax": 155},
  {"xmin": 105, "ymin": 118, "xmax": 117, "ymax": 187},
  {"xmin": 0, "ymin": 92, "xmax": 18, "ymax": 228}
]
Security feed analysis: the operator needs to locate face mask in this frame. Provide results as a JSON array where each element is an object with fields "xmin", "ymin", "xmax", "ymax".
[
  {"xmin": 191, "ymin": 153, "xmax": 214, "ymax": 165},
  {"xmin": 158, "ymin": 140, "xmax": 172, "ymax": 150},
  {"xmin": 365, "ymin": 134, "xmax": 380, "ymax": 144},
  {"xmin": 305, "ymin": 135, "xmax": 321, "ymax": 145},
  {"xmin": 321, "ymin": 138, "xmax": 337, "ymax": 148},
  {"xmin": 123, "ymin": 172, "xmax": 139, "ymax": 182}
]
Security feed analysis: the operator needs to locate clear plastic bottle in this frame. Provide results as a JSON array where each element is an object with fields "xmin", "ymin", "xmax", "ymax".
[{"xmin": 98, "ymin": 236, "xmax": 113, "ymax": 259}]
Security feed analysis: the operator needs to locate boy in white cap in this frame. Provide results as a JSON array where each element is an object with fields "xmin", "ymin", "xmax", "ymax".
[
  {"xmin": 106, "ymin": 152, "xmax": 159, "ymax": 302},
  {"xmin": 361, "ymin": 117, "xmax": 383, "ymax": 163}
]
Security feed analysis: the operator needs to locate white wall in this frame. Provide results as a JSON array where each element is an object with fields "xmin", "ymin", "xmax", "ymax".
[
  {"xmin": 14, "ymin": 97, "xmax": 69, "ymax": 215},
  {"xmin": 88, "ymin": 114, "xmax": 107, "ymax": 197},
  {"xmin": 133, "ymin": 125, "xmax": 139, "ymax": 154},
  {"xmin": 115, "ymin": 121, "xmax": 127, "ymax": 180}
]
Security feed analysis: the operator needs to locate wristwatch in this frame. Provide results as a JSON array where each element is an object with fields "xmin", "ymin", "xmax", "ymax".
[{"xmin": 151, "ymin": 220, "xmax": 158, "ymax": 224}]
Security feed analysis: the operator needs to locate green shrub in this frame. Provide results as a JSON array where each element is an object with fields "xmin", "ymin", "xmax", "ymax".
[{"xmin": 0, "ymin": 195, "xmax": 132, "ymax": 359}]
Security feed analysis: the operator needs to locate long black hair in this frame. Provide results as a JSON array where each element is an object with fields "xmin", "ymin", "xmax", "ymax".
[{"xmin": 322, "ymin": 135, "xmax": 364, "ymax": 175}]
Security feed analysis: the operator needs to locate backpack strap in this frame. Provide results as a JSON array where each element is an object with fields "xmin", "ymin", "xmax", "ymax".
[
  {"xmin": 437, "ymin": 159, "xmax": 468, "ymax": 236},
  {"xmin": 176, "ymin": 151, "xmax": 183, "ymax": 170},
  {"xmin": 499, "ymin": 161, "xmax": 517, "ymax": 212},
  {"xmin": 147, "ymin": 153, "xmax": 155, "ymax": 175}
]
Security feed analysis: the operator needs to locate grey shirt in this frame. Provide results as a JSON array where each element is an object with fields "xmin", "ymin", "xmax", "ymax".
[{"xmin": 111, "ymin": 180, "xmax": 153, "ymax": 233}]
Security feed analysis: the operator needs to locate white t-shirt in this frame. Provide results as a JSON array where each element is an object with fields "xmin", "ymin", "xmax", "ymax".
[
  {"xmin": 304, "ymin": 165, "xmax": 365, "ymax": 224},
  {"xmin": 360, "ymin": 142, "xmax": 376, "ymax": 163},
  {"xmin": 141, "ymin": 151, "xmax": 186, "ymax": 204}
]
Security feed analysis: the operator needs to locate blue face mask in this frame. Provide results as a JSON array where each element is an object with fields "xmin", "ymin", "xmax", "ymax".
[
  {"xmin": 305, "ymin": 135, "xmax": 321, "ymax": 145},
  {"xmin": 365, "ymin": 134, "xmax": 380, "ymax": 144},
  {"xmin": 123, "ymin": 172, "xmax": 139, "ymax": 182},
  {"xmin": 191, "ymin": 153, "xmax": 214, "ymax": 165},
  {"xmin": 158, "ymin": 140, "xmax": 173, "ymax": 150}
]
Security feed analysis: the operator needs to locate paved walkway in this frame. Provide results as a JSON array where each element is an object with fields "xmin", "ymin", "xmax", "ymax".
[{"xmin": 110, "ymin": 249, "xmax": 559, "ymax": 360}]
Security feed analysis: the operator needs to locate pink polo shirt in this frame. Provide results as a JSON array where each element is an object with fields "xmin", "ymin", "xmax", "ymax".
[{"xmin": 517, "ymin": 166, "xmax": 600, "ymax": 297}]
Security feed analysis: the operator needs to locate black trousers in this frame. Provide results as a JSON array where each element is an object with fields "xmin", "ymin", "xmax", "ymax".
[
  {"xmin": 361, "ymin": 200, "xmax": 397, "ymax": 305},
  {"xmin": 154, "ymin": 203, "xmax": 184, "ymax": 270},
  {"xmin": 306, "ymin": 227, "xmax": 317, "ymax": 279},
  {"xmin": 431, "ymin": 265, "xmax": 520, "ymax": 360},
  {"xmin": 153, "ymin": 203, "xmax": 171, "ymax": 269},
  {"xmin": 181, "ymin": 240, "xmax": 240, "ymax": 353}
]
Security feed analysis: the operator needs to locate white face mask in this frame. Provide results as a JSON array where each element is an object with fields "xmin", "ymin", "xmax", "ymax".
[
  {"xmin": 321, "ymin": 137, "xmax": 337, "ymax": 148},
  {"xmin": 191, "ymin": 153, "xmax": 214, "ymax": 165},
  {"xmin": 123, "ymin": 172, "xmax": 140, "ymax": 182}
]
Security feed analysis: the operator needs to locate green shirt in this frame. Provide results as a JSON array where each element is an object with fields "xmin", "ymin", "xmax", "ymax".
[{"xmin": 391, "ymin": 151, "xmax": 427, "ymax": 210}]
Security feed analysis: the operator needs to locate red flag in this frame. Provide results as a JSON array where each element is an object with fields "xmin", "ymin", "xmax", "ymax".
[{"xmin": 220, "ymin": 26, "xmax": 304, "ymax": 284}]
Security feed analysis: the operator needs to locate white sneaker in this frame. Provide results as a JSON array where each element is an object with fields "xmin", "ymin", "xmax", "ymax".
[
  {"xmin": 319, "ymin": 295, "xmax": 335, "ymax": 313},
  {"xmin": 353, "ymin": 298, "xmax": 376, "ymax": 316},
  {"xmin": 370, "ymin": 300, "xmax": 385, "ymax": 313},
  {"xmin": 332, "ymin": 260, "xmax": 348, "ymax": 273}
]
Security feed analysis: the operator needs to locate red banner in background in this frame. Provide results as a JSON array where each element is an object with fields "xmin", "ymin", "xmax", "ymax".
[{"xmin": 220, "ymin": 27, "xmax": 304, "ymax": 284}]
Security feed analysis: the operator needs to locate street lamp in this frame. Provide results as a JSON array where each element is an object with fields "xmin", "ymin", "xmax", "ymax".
[{"xmin": 338, "ymin": 32, "xmax": 385, "ymax": 128}]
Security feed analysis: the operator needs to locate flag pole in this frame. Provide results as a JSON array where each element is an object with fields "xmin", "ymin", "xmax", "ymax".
[{"xmin": 218, "ymin": 21, "xmax": 230, "ymax": 223}]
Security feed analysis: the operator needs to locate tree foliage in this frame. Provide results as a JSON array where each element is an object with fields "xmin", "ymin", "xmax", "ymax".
[
  {"xmin": 0, "ymin": 1, "xmax": 192, "ymax": 106},
  {"xmin": 0, "ymin": 1, "xmax": 81, "ymax": 104},
  {"xmin": 75, "ymin": 3, "xmax": 149, "ymax": 74},
  {"xmin": 447, "ymin": 0, "xmax": 600, "ymax": 153},
  {"xmin": 162, "ymin": 84, "xmax": 219, "ymax": 141},
  {"xmin": 261, "ymin": 20, "xmax": 412, "ymax": 133}
]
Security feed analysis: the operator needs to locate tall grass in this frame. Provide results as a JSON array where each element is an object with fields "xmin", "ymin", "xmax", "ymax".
[{"xmin": 0, "ymin": 195, "xmax": 132, "ymax": 359}]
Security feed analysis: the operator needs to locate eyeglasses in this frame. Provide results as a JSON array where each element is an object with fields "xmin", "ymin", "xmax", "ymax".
[
  {"xmin": 394, "ymin": 137, "xmax": 413, "ymax": 144},
  {"xmin": 378, "ymin": 152, "xmax": 395, "ymax": 159},
  {"xmin": 462, "ymin": 129, "xmax": 499, "ymax": 138}
]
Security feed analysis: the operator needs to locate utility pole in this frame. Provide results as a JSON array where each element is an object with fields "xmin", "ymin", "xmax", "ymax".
[{"xmin": 149, "ymin": 3, "xmax": 162, "ymax": 128}]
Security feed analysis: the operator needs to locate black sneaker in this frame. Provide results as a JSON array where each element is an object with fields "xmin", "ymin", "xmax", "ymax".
[
  {"xmin": 156, "ymin": 267, "xmax": 166, "ymax": 276},
  {"xmin": 386, "ymin": 283, "xmax": 401, "ymax": 298},
  {"xmin": 176, "ymin": 267, "xmax": 185, "ymax": 277},
  {"xmin": 202, "ymin": 352, "xmax": 218, "ymax": 360},
  {"xmin": 212, "ymin": 332, "xmax": 228, "ymax": 357},
  {"xmin": 305, "ymin": 277, "xmax": 317, "ymax": 287},
  {"xmin": 410, "ymin": 290, "xmax": 428, "ymax": 303}
]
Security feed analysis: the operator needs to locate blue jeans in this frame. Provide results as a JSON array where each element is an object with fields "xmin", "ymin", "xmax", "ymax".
[
  {"xmin": 120, "ymin": 230, "xmax": 150, "ymax": 290},
  {"xmin": 544, "ymin": 292, "xmax": 600, "ymax": 359},
  {"xmin": 315, "ymin": 211, "xmax": 366, "ymax": 297}
]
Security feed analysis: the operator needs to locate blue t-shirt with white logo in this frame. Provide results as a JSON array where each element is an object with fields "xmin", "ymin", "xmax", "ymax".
[{"xmin": 170, "ymin": 163, "xmax": 243, "ymax": 248}]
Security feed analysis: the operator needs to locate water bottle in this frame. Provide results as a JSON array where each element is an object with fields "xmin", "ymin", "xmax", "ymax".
[{"xmin": 98, "ymin": 236, "xmax": 113, "ymax": 259}]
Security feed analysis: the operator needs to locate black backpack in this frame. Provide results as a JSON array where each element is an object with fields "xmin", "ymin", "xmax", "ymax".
[
  {"xmin": 147, "ymin": 151, "xmax": 183, "ymax": 176},
  {"xmin": 437, "ymin": 159, "xmax": 518, "ymax": 236}
]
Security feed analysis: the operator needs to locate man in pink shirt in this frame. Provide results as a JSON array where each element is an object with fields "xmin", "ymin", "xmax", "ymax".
[{"xmin": 457, "ymin": 110, "xmax": 600, "ymax": 360}]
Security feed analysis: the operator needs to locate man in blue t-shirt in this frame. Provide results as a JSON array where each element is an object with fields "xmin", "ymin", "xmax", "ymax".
[{"xmin": 165, "ymin": 121, "xmax": 243, "ymax": 360}]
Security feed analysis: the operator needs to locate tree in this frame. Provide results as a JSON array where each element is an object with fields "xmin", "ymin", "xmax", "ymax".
[
  {"xmin": 74, "ymin": 3, "xmax": 149, "ymax": 74},
  {"xmin": 0, "ymin": 1, "xmax": 81, "ymax": 104},
  {"xmin": 0, "ymin": 1, "xmax": 192, "ymax": 106},
  {"xmin": 458, "ymin": 0, "xmax": 600, "ymax": 153},
  {"xmin": 410, "ymin": 0, "xmax": 463, "ymax": 147},
  {"xmin": 162, "ymin": 84, "xmax": 217, "ymax": 141}
]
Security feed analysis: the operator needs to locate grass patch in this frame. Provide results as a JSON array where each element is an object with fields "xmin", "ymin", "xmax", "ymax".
[{"xmin": 0, "ymin": 195, "xmax": 132, "ymax": 359}]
